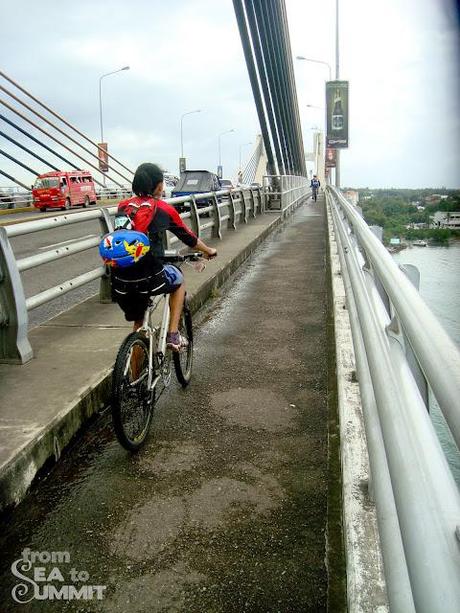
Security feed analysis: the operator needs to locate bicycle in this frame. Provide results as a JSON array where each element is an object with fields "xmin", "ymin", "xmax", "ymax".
[{"xmin": 111, "ymin": 251, "xmax": 204, "ymax": 451}]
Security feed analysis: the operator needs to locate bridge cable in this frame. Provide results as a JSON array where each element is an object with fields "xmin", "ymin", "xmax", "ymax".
[
  {"xmin": 0, "ymin": 169, "xmax": 31, "ymax": 190},
  {"xmin": 233, "ymin": 0, "xmax": 306, "ymax": 177},
  {"xmin": 257, "ymin": 0, "xmax": 294, "ymax": 173},
  {"xmin": 0, "ymin": 130, "xmax": 60, "ymax": 172},
  {"xmin": 0, "ymin": 115, "xmax": 106, "ymax": 188},
  {"xmin": 0, "ymin": 84, "xmax": 131, "ymax": 184},
  {"xmin": 0, "ymin": 70, "xmax": 133, "ymax": 176},
  {"xmin": 277, "ymin": 0, "xmax": 306, "ymax": 175},
  {"xmin": 0, "ymin": 149, "xmax": 39, "ymax": 176},
  {"xmin": 243, "ymin": 0, "xmax": 285, "ymax": 175},
  {"xmin": 232, "ymin": 0, "xmax": 277, "ymax": 175},
  {"xmin": 0, "ymin": 98, "xmax": 124, "ymax": 187}
]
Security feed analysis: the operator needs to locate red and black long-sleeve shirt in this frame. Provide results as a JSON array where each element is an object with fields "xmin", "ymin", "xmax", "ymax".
[{"xmin": 115, "ymin": 196, "xmax": 198, "ymax": 279}]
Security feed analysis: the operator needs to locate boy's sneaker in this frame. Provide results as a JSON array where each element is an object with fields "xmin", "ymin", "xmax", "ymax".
[{"xmin": 166, "ymin": 331, "xmax": 188, "ymax": 352}]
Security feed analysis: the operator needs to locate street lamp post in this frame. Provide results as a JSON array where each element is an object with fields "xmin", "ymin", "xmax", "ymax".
[
  {"xmin": 297, "ymin": 55, "xmax": 341, "ymax": 186},
  {"xmin": 98, "ymin": 66, "xmax": 129, "ymax": 185},
  {"xmin": 217, "ymin": 129, "xmax": 235, "ymax": 178},
  {"xmin": 310, "ymin": 127, "xmax": 325, "ymax": 174},
  {"xmin": 306, "ymin": 102, "xmax": 326, "ymax": 180},
  {"xmin": 98, "ymin": 66, "xmax": 130, "ymax": 145},
  {"xmin": 180, "ymin": 109, "xmax": 201, "ymax": 172}
]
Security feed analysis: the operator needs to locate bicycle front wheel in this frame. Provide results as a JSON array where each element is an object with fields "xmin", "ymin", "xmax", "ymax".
[
  {"xmin": 173, "ymin": 300, "xmax": 194, "ymax": 387},
  {"xmin": 112, "ymin": 332, "xmax": 155, "ymax": 451}
]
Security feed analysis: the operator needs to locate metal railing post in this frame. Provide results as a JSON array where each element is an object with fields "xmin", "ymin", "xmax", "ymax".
[
  {"xmin": 397, "ymin": 264, "xmax": 429, "ymax": 408},
  {"xmin": 240, "ymin": 190, "xmax": 248, "ymax": 223},
  {"xmin": 189, "ymin": 195, "xmax": 201, "ymax": 238},
  {"xmin": 248, "ymin": 189, "xmax": 256, "ymax": 217},
  {"xmin": 98, "ymin": 208, "xmax": 114, "ymax": 303},
  {"xmin": 227, "ymin": 191, "xmax": 237, "ymax": 230},
  {"xmin": 210, "ymin": 194, "xmax": 222, "ymax": 239},
  {"xmin": 0, "ymin": 227, "xmax": 33, "ymax": 363}
]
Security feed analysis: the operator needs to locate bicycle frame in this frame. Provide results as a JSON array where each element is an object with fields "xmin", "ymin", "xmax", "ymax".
[
  {"xmin": 131, "ymin": 251, "xmax": 203, "ymax": 394},
  {"xmin": 139, "ymin": 293, "xmax": 170, "ymax": 393}
]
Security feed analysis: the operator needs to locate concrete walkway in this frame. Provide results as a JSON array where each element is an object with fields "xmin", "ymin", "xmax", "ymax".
[
  {"xmin": 0, "ymin": 197, "xmax": 344, "ymax": 612},
  {"xmin": 0, "ymin": 210, "xmax": 288, "ymax": 511}
]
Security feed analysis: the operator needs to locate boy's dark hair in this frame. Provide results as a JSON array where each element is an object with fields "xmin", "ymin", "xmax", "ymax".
[{"xmin": 132, "ymin": 163, "xmax": 164, "ymax": 196}]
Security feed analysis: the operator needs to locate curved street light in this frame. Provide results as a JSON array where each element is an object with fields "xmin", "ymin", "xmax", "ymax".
[
  {"xmin": 98, "ymin": 66, "xmax": 130, "ymax": 144},
  {"xmin": 296, "ymin": 56, "xmax": 332, "ymax": 80},
  {"xmin": 98, "ymin": 66, "xmax": 130, "ymax": 186}
]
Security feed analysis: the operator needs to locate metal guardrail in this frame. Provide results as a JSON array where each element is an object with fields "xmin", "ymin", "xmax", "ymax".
[
  {"xmin": 262, "ymin": 174, "xmax": 310, "ymax": 214},
  {"xmin": 327, "ymin": 186, "xmax": 460, "ymax": 612},
  {"xmin": 0, "ymin": 185, "xmax": 275, "ymax": 363},
  {"xmin": 0, "ymin": 191, "xmax": 32, "ymax": 209}
]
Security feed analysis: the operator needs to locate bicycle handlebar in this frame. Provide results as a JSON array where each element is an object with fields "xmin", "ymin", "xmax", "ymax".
[{"xmin": 160, "ymin": 252, "xmax": 203, "ymax": 263}]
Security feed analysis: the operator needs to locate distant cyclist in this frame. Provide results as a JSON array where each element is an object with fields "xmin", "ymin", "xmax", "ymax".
[
  {"xmin": 310, "ymin": 175, "xmax": 320, "ymax": 202},
  {"xmin": 108, "ymin": 163, "xmax": 217, "ymax": 351}
]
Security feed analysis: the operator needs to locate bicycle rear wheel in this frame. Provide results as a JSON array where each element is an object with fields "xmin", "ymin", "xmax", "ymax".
[
  {"xmin": 173, "ymin": 300, "xmax": 194, "ymax": 387},
  {"xmin": 112, "ymin": 332, "xmax": 155, "ymax": 451}
]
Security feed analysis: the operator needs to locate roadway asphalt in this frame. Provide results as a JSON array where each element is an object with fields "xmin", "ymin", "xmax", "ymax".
[{"xmin": 0, "ymin": 198, "xmax": 342, "ymax": 611}]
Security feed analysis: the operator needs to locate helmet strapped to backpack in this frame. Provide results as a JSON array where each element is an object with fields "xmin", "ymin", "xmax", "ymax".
[
  {"xmin": 117, "ymin": 199, "xmax": 157, "ymax": 234},
  {"xmin": 99, "ymin": 229, "xmax": 150, "ymax": 268}
]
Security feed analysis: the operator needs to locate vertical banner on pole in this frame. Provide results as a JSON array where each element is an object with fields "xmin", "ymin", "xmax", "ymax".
[
  {"xmin": 325, "ymin": 148, "xmax": 337, "ymax": 167},
  {"xmin": 326, "ymin": 81, "xmax": 349, "ymax": 148},
  {"xmin": 98, "ymin": 143, "xmax": 109, "ymax": 172}
]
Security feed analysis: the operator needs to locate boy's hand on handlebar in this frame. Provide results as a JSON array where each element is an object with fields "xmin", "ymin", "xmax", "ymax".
[{"xmin": 205, "ymin": 248, "xmax": 217, "ymax": 260}]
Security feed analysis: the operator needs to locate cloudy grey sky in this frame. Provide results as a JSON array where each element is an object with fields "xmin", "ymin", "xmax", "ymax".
[{"xmin": 1, "ymin": 0, "xmax": 459, "ymax": 189}]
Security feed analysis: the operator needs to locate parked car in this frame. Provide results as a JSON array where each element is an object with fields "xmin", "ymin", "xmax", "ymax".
[
  {"xmin": 0, "ymin": 189, "xmax": 32, "ymax": 209},
  {"xmin": 220, "ymin": 179, "xmax": 234, "ymax": 191},
  {"xmin": 0, "ymin": 190, "xmax": 14, "ymax": 209},
  {"xmin": 171, "ymin": 170, "xmax": 222, "ymax": 211},
  {"xmin": 163, "ymin": 173, "xmax": 179, "ymax": 199}
]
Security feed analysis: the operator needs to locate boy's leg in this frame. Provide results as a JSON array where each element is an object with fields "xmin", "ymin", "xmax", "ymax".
[{"xmin": 168, "ymin": 284, "xmax": 186, "ymax": 333}]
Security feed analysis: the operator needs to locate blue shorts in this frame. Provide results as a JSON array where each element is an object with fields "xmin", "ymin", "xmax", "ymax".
[{"xmin": 162, "ymin": 264, "xmax": 184, "ymax": 293}]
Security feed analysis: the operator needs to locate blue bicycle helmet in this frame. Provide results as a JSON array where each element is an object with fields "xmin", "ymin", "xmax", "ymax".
[{"xmin": 99, "ymin": 229, "xmax": 150, "ymax": 268}]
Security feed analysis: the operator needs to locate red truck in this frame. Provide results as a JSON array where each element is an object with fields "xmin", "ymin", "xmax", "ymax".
[{"xmin": 32, "ymin": 171, "xmax": 97, "ymax": 211}]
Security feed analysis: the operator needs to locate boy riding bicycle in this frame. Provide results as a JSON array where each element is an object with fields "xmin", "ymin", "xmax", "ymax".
[{"xmin": 110, "ymin": 163, "xmax": 217, "ymax": 351}]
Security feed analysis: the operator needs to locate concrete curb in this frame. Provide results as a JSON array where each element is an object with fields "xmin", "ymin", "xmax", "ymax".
[
  {"xmin": 1, "ymin": 371, "xmax": 113, "ymax": 511},
  {"xmin": 0, "ymin": 205, "xmax": 298, "ymax": 511},
  {"xmin": 325, "ymin": 198, "xmax": 388, "ymax": 610}
]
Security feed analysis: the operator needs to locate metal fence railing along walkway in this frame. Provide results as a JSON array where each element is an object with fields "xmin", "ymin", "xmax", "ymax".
[
  {"xmin": 0, "ymin": 187, "xmax": 262, "ymax": 364},
  {"xmin": 327, "ymin": 185, "xmax": 460, "ymax": 612},
  {"xmin": 0, "ymin": 178, "xmax": 309, "ymax": 365},
  {"xmin": 262, "ymin": 174, "xmax": 310, "ymax": 214}
]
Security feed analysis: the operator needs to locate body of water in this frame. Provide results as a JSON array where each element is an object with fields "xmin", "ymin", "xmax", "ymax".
[{"xmin": 393, "ymin": 240, "xmax": 460, "ymax": 485}]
